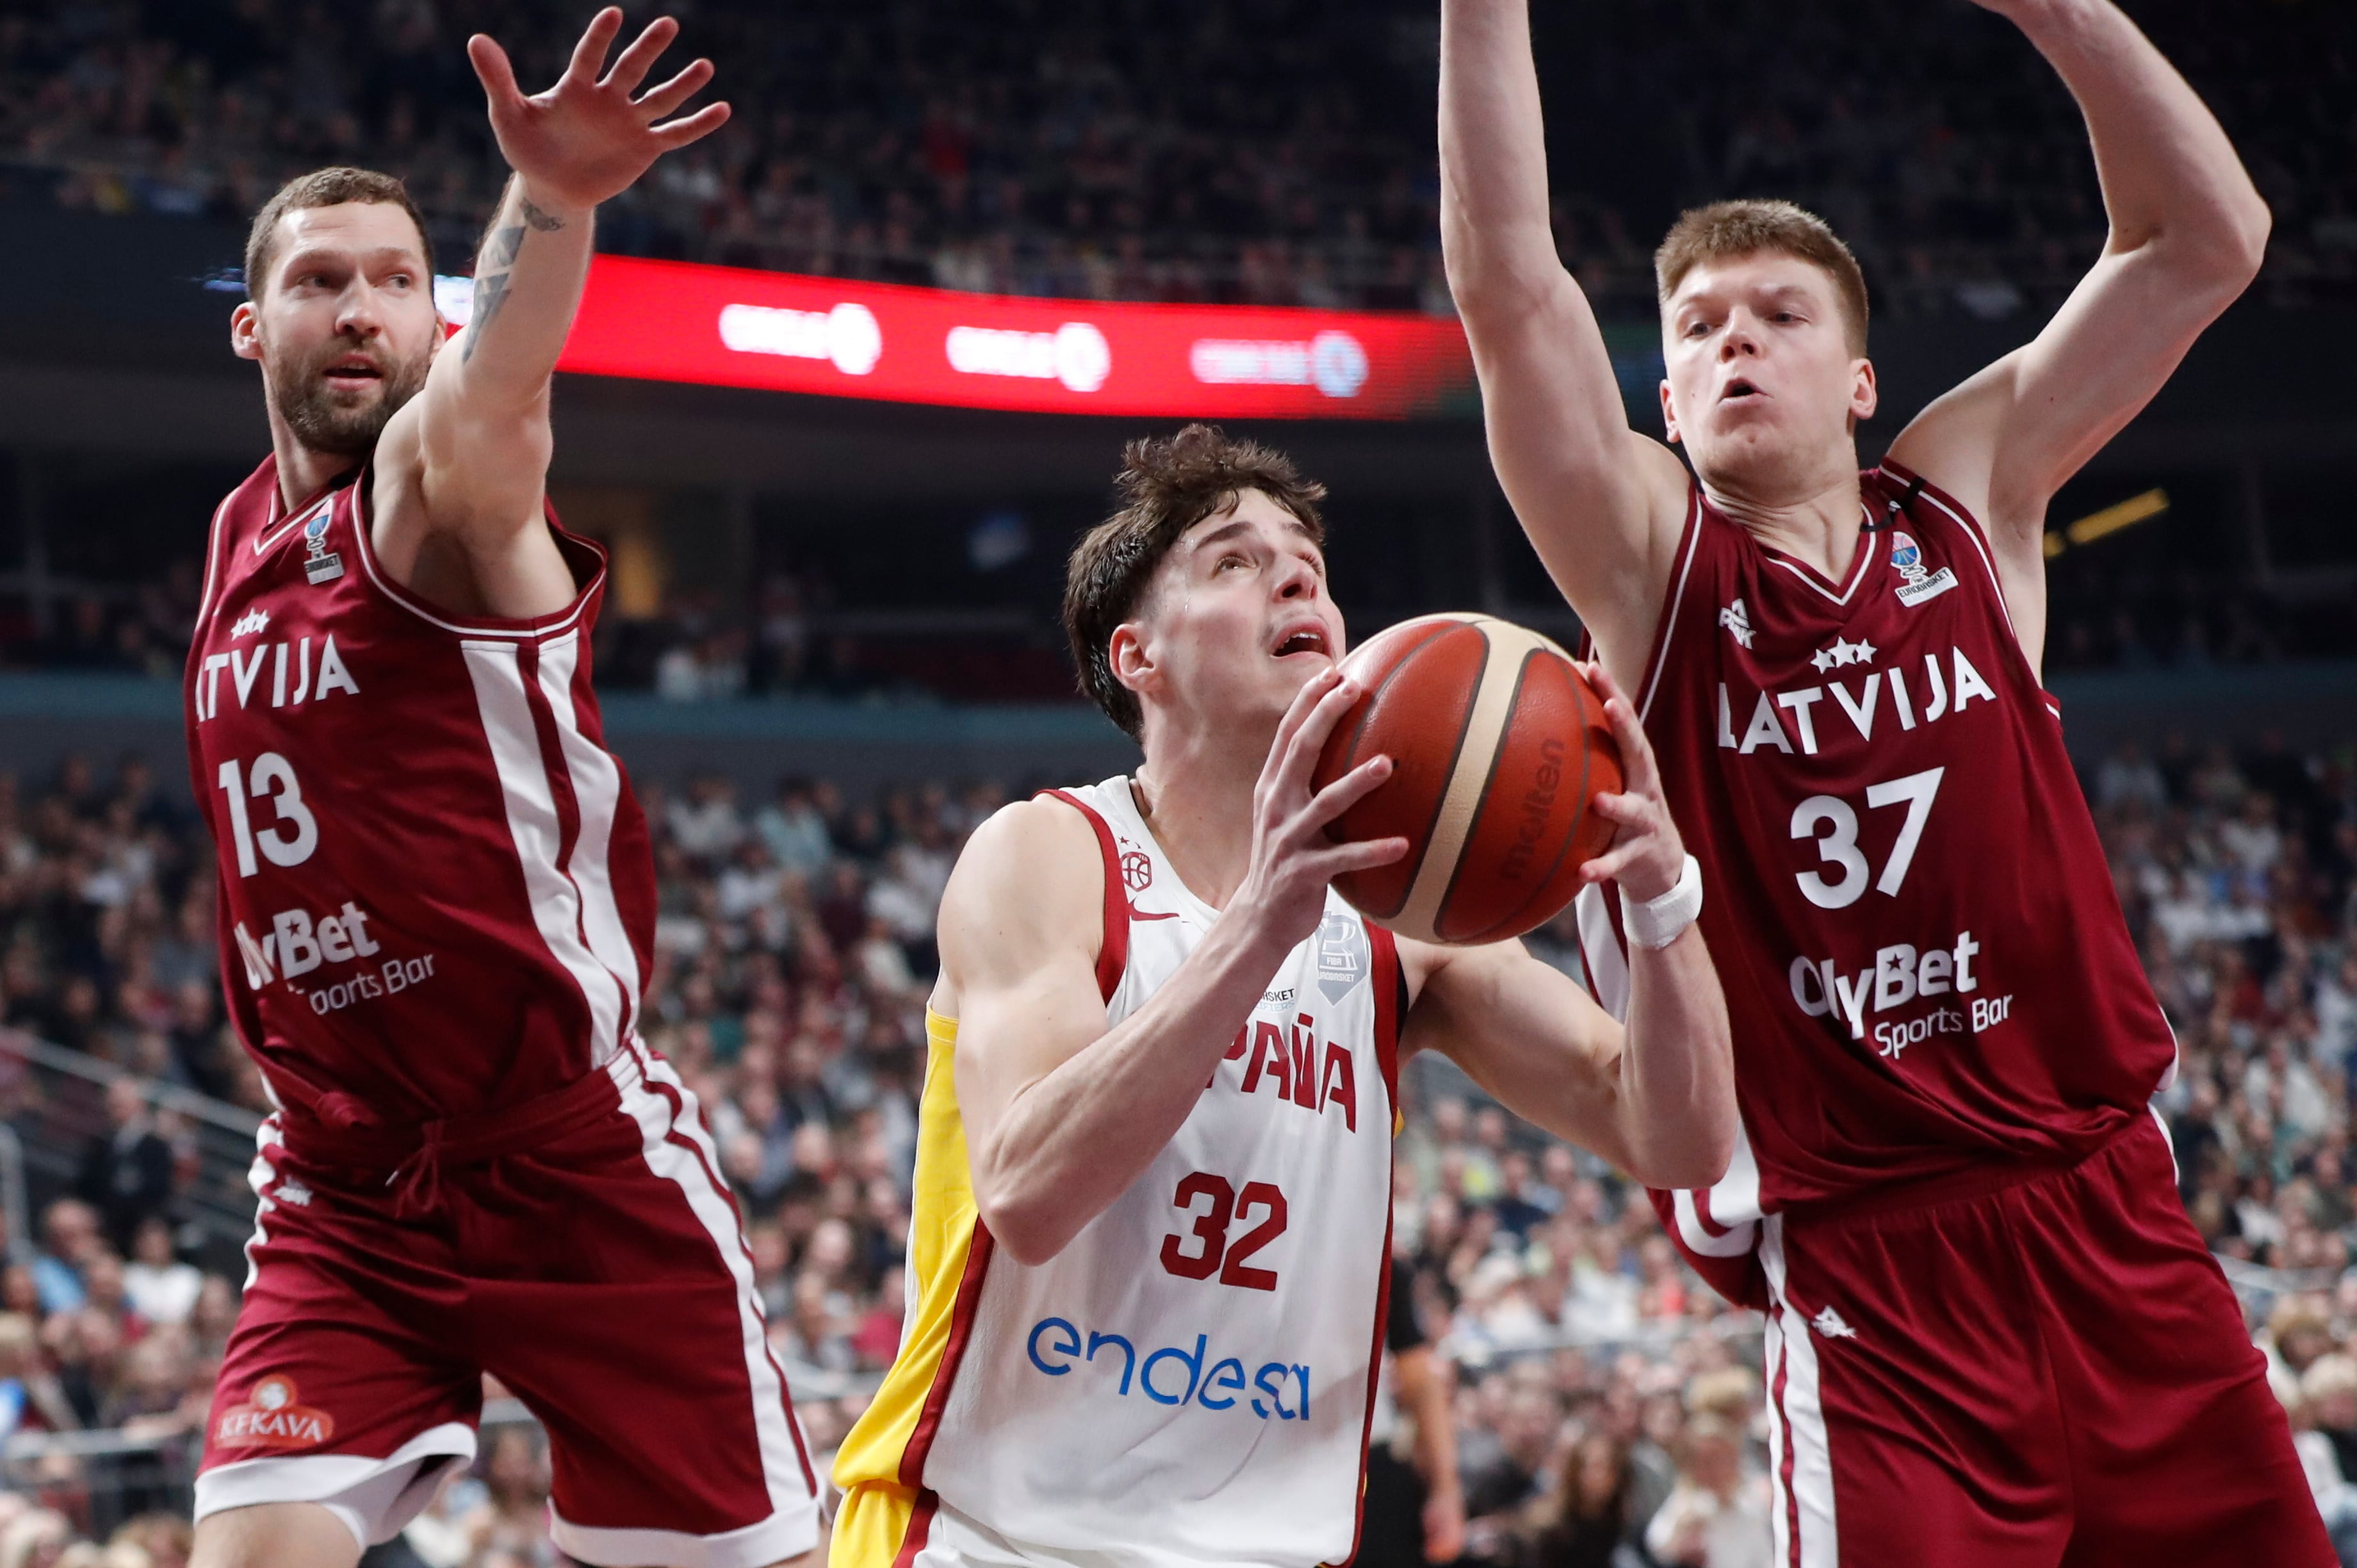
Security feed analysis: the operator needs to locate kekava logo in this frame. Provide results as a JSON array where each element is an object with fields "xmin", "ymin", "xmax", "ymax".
[{"xmin": 213, "ymin": 1374, "xmax": 336, "ymax": 1450}]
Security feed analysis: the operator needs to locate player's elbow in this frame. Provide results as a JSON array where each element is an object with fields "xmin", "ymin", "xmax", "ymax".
[
  {"xmin": 1626, "ymin": 1113, "xmax": 1737, "ymax": 1192},
  {"xmin": 2148, "ymin": 191, "xmax": 2271, "ymax": 304},
  {"xmin": 972, "ymin": 1182, "xmax": 1079, "ymax": 1268}
]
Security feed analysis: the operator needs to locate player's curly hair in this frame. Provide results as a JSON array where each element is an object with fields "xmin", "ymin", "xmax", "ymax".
[{"xmin": 1063, "ymin": 424, "xmax": 1328, "ymax": 740}]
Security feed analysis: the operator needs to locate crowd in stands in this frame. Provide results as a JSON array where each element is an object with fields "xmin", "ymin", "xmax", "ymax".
[
  {"xmin": 2, "ymin": 0, "xmax": 2351, "ymax": 318},
  {"xmin": 0, "ymin": 722, "xmax": 2347, "ymax": 1564}
]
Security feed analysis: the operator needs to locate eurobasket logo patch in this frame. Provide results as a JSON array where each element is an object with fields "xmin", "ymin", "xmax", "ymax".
[
  {"xmin": 214, "ymin": 1375, "xmax": 334, "ymax": 1450},
  {"xmin": 1889, "ymin": 530, "xmax": 1958, "ymax": 607}
]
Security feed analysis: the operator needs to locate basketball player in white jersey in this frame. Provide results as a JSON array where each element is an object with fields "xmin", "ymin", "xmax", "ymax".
[{"xmin": 830, "ymin": 425, "xmax": 1739, "ymax": 1568}]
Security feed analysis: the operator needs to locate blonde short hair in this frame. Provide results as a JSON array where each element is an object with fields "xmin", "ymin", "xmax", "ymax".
[{"xmin": 1656, "ymin": 199, "xmax": 1870, "ymax": 356}]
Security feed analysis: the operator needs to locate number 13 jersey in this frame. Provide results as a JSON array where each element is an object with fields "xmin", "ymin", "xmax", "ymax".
[
  {"xmin": 185, "ymin": 457, "xmax": 655, "ymax": 1124},
  {"xmin": 1583, "ymin": 463, "xmax": 2176, "ymax": 1294},
  {"xmin": 832, "ymin": 777, "xmax": 1403, "ymax": 1568}
]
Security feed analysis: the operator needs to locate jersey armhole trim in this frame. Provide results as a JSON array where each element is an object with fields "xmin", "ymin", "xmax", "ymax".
[
  {"xmin": 1635, "ymin": 486, "xmax": 1706, "ymax": 721},
  {"xmin": 1872, "ymin": 457, "xmax": 2060, "ymax": 701},
  {"xmin": 1370, "ymin": 925, "xmax": 1402, "ymax": 1113},
  {"xmin": 348, "ymin": 462, "xmax": 610, "ymax": 641},
  {"xmin": 1034, "ymin": 789, "xmax": 1129, "ymax": 1004}
]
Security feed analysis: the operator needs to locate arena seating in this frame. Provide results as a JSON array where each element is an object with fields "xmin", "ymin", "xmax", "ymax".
[
  {"xmin": 0, "ymin": 730, "xmax": 2350, "ymax": 1563},
  {"xmin": 1, "ymin": 0, "xmax": 2349, "ymax": 317}
]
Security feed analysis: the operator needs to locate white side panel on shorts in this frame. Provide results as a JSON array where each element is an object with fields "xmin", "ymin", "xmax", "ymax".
[
  {"xmin": 1760, "ymin": 1215, "xmax": 1839, "ymax": 1568},
  {"xmin": 461, "ymin": 639, "xmax": 624, "ymax": 1068},
  {"xmin": 532, "ymin": 633, "xmax": 642, "ymax": 1041},
  {"xmin": 193, "ymin": 1423, "xmax": 477, "ymax": 1547},
  {"xmin": 240, "ymin": 1118, "xmax": 287, "ymax": 1291},
  {"xmin": 589, "ymin": 1046, "xmax": 820, "ymax": 1568}
]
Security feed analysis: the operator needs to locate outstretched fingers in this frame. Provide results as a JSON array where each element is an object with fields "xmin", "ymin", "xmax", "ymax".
[
  {"xmin": 603, "ymin": 15, "xmax": 681, "ymax": 96},
  {"xmin": 466, "ymin": 34, "xmax": 524, "ymax": 110},
  {"xmin": 564, "ymin": 7, "xmax": 627, "ymax": 88},
  {"xmin": 636, "ymin": 58, "xmax": 715, "ymax": 120},
  {"xmin": 652, "ymin": 100, "xmax": 731, "ymax": 148}
]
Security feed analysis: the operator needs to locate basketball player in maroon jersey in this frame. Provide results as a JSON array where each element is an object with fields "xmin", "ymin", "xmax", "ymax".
[
  {"xmin": 185, "ymin": 12, "xmax": 819, "ymax": 1568},
  {"xmin": 1442, "ymin": 0, "xmax": 2328, "ymax": 1564}
]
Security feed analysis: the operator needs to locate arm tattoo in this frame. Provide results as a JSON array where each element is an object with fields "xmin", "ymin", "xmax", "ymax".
[{"xmin": 460, "ymin": 197, "xmax": 567, "ymax": 361}]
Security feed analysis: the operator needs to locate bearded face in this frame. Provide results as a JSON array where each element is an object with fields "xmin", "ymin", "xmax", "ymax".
[
  {"xmin": 264, "ymin": 327, "xmax": 434, "ymax": 456},
  {"xmin": 234, "ymin": 200, "xmax": 442, "ymax": 462}
]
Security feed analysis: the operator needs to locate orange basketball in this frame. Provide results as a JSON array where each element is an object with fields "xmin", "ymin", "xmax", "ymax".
[{"xmin": 1310, "ymin": 613, "xmax": 1623, "ymax": 945}]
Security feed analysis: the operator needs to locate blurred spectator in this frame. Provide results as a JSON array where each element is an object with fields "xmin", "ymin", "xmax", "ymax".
[
  {"xmin": 1641, "ymin": 1413, "xmax": 1771, "ymax": 1568},
  {"xmin": 116, "ymin": 1223, "xmax": 197, "ymax": 1331},
  {"xmin": 72, "ymin": 1082, "xmax": 172, "ymax": 1256}
]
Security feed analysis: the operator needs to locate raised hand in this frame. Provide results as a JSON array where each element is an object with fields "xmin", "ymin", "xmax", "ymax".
[
  {"xmin": 467, "ymin": 8, "xmax": 730, "ymax": 213},
  {"xmin": 1578, "ymin": 661, "xmax": 1688, "ymax": 903},
  {"xmin": 1232, "ymin": 666, "xmax": 1408, "ymax": 951}
]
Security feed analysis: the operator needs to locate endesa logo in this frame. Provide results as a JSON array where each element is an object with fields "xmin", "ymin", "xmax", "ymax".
[
  {"xmin": 944, "ymin": 322, "xmax": 1111, "ymax": 393},
  {"xmin": 1026, "ymin": 1316, "xmax": 1313, "ymax": 1422},
  {"xmin": 717, "ymin": 301, "xmax": 883, "ymax": 377}
]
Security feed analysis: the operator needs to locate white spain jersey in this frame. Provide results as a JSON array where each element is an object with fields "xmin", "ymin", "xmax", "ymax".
[{"xmin": 831, "ymin": 776, "xmax": 1404, "ymax": 1568}]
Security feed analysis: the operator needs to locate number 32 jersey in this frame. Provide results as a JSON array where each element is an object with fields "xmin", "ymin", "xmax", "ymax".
[
  {"xmin": 832, "ymin": 776, "xmax": 1403, "ymax": 1568},
  {"xmin": 1583, "ymin": 464, "xmax": 2176, "ymax": 1281},
  {"xmin": 184, "ymin": 457, "xmax": 655, "ymax": 1124}
]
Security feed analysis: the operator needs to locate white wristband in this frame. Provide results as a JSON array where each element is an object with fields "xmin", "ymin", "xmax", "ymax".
[{"xmin": 1623, "ymin": 854, "xmax": 1702, "ymax": 951}]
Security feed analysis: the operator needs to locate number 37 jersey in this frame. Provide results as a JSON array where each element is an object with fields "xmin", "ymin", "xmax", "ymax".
[
  {"xmin": 1588, "ymin": 463, "xmax": 2174, "ymax": 1234},
  {"xmin": 184, "ymin": 457, "xmax": 655, "ymax": 1124}
]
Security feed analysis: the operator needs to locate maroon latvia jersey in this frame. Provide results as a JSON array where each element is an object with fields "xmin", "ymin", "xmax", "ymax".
[
  {"xmin": 1578, "ymin": 461, "xmax": 2175, "ymax": 1302},
  {"xmin": 185, "ymin": 457, "xmax": 655, "ymax": 1124}
]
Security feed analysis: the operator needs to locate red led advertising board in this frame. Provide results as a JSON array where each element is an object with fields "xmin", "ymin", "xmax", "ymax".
[{"xmin": 443, "ymin": 256, "xmax": 1479, "ymax": 420}]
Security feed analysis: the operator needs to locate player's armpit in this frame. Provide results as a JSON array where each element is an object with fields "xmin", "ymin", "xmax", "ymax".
[{"xmin": 1400, "ymin": 938, "xmax": 1636, "ymax": 1172}]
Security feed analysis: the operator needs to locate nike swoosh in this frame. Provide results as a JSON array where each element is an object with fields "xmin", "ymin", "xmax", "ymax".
[{"xmin": 1129, "ymin": 905, "xmax": 1182, "ymax": 921}]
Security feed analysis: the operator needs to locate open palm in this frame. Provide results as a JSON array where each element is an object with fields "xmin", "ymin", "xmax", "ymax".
[{"xmin": 467, "ymin": 8, "xmax": 730, "ymax": 212}]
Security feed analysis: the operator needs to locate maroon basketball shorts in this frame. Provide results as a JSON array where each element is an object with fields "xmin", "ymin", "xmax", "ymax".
[
  {"xmin": 193, "ymin": 1043, "xmax": 821, "ymax": 1567},
  {"xmin": 1758, "ymin": 1115, "xmax": 2331, "ymax": 1567}
]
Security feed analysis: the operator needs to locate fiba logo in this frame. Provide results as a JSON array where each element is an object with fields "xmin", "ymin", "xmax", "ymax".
[
  {"xmin": 1889, "ymin": 532, "xmax": 1923, "ymax": 571},
  {"xmin": 1121, "ymin": 849, "xmax": 1154, "ymax": 892}
]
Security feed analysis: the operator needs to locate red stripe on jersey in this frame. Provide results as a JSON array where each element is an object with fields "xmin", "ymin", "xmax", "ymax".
[
  {"xmin": 892, "ymin": 1489, "xmax": 942, "ymax": 1568},
  {"xmin": 1037, "ymin": 788, "xmax": 1130, "ymax": 1001},
  {"xmin": 897, "ymin": 1223, "xmax": 997, "ymax": 1487}
]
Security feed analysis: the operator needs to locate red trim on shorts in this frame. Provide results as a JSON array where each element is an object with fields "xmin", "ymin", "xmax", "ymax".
[
  {"xmin": 892, "ymin": 1489, "xmax": 941, "ymax": 1568},
  {"xmin": 1037, "ymin": 789, "xmax": 1129, "ymax": 1001},
  {"xmin": 897, "ymin": 1222, "xmax": 997, "ymax": 1487},
  {"xmin": 1770, "ymin": 1316, "xmax": 1802, "ymax": 1568},
  {"xmin": 633, "ymin": 1056, "xmax": 820, "ymax": 1494}
]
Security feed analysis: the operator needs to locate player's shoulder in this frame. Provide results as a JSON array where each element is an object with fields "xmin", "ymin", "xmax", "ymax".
[{"xmin": 944, "ymin": 796, "xmax": 1105, "ymax": 913}]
